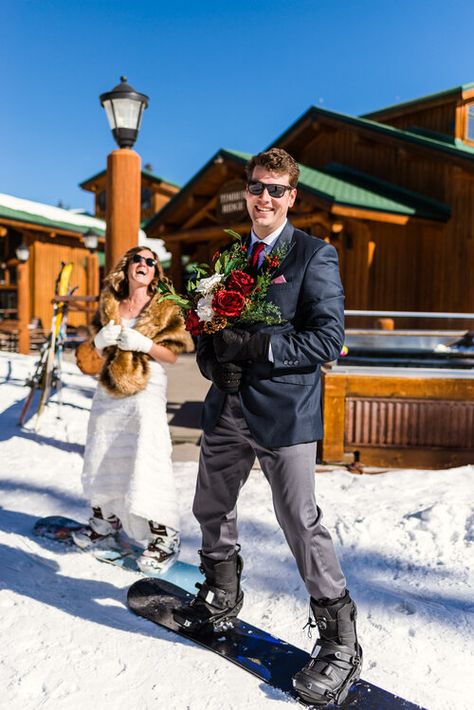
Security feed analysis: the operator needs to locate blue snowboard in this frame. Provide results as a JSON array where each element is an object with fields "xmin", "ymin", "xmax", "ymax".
[
  {"xmin": 33, "ymin": 515, "xmax": 201, "ymax": 594},
  {"xmin": 127, "ymin": 577, "xmax": 427, "ymax": 709}
]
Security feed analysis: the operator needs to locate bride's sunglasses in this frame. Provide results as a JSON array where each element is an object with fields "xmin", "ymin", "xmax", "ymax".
[
  {"xmin": 247, "ymin": 180, "xmax": 294, "ymax": 198},
  {"xmin": 131, "ymin": 254, "xmax": 157, "ymax": 267}
]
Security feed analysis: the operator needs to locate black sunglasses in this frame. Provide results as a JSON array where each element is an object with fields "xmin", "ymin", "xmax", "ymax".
[
  {"xmin": 247, "ymin": 180, "xmax": 294, "ymax": 198},
  {"xmin": 131, "ymin": 254, "xmax": 157, "ymax": 267}
]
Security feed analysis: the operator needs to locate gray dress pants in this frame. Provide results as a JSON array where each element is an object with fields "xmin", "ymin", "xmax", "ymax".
[{"xmin": 193, "ymin": 394, "xmax": 346, "ymax": 601}]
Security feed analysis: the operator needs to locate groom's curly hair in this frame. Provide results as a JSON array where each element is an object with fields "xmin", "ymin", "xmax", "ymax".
[{"xmin": 245, "ymin": 147, "xmax": 300, "ymax": 188}]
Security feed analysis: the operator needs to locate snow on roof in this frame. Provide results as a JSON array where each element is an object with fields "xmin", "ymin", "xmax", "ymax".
[
  {"xmin": 0, "ymin": 192, "xmax": 170, "ymax": 262},
  {"xmin": 0, "ymin": 192, "xmax": 106, "ymax": 232}
]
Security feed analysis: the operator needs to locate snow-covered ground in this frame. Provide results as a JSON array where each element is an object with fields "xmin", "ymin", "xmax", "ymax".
[{"xmin": 0, "ymin": 351, "xmax": 472, "ymax": 710}]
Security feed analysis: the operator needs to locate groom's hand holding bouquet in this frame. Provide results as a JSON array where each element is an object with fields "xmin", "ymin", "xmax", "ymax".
[{"xmin": 158, "ymin": 229, "xmax": 287, "ymax": 339}]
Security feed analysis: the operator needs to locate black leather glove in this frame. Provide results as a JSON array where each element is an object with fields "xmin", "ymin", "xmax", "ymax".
[
  {"xmin": 214, "ymin": 328, "xmax": 271, "ymax": 363},
  {"xmin": 211, "ymin": 360, "xmax": 243, "ymax": 393}
]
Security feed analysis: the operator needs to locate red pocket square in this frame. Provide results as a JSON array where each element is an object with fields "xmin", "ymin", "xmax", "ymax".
[{"xmin": 271, "ymin": 274, "xmax": 287, "ymax": 284}]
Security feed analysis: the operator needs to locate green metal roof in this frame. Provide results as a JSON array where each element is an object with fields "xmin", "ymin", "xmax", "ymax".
[
  {"xmin": 145, "ymin": 147, "xmax": 449, "ymax": 232},
  {"xmin": 218, "ymin": 150, "xmax": 450, "ymax": 220},
  {"xmin": 79, "ymin": 167, "xmax": 180, "ymax": 190},
  {"xmin": 0, "ymin": 202, "xmax": 106, "ymax": 236},
  {"xmin": 319, "ymin": 163, "xmax": 450, "ymax": 220},
  {"xmin": 270, "ymin": 106, "xmax": 474, "ymax": 163}
]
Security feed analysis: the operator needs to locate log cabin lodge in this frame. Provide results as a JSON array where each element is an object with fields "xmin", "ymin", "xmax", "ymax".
[
  {"xmin": 146, "ymin": 82, "xmax": 474, "ymax": 332},
  {"xmin": 2, "ymin": 83, "xmax": 474, "ymax": 468}
]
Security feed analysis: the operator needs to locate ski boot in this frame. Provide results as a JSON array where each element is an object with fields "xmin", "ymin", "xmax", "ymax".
[
  {"xmin": 72, "ymin": 507, "xmax": 122, "ymax": 551},
  {"xmin": 292, "ymin": 592, "xmax": 362, "ymax": 707},
  {"xmin": 173, "ymin": 548, "xmax": 244, "ymax": 632},
  {"xmin": 136, "ymin": 522, "xmax": 180, "ymax": 574}
]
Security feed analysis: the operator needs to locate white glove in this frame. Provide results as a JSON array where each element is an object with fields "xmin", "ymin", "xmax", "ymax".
[
  {"xmin": 93, "ymin": 320, "xmax": 121, "ymax": 350},
  {"xmin": 117, "ymin": 327, "xmax": 153, "ymax": 354}
]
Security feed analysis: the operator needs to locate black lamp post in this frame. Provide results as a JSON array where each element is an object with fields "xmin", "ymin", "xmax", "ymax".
[{"xmin": 100, "ymin": 76, "xmax": 149, "ymax": 149}]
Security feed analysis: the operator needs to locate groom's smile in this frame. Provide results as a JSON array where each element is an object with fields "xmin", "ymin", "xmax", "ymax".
[{"xmin": 245, "ymin": 165, "xmax": 297, "ymax": 238}]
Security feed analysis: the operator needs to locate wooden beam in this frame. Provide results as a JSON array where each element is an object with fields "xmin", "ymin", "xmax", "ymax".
[
  {"xmin": 105, "ymin": 148, "xmax": 141, "ymax": 273},
  {"xmin": 0, "ymin": 217, "xmax": 105, "ymax": 241},
  {"xmin": 183, "ymin": 195, "xmax": 218, "ymax": 229},
  {"xmin": 330, "ymin": 205, "xmax": 410, "ymax": 224}
]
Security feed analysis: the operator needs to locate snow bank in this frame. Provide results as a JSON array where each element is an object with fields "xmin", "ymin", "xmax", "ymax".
[{"xmin": 0, "ymin": 352, "xmax": 472, "ymax": 710}]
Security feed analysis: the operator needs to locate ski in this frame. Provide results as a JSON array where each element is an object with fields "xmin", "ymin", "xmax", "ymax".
[
  {"xmin": 35, "ymin": 262, "xmax": 74, "ymax": 428},
  {"xmin": 19, "ymin": 262, "xmax": 74, "ymax": 427}
]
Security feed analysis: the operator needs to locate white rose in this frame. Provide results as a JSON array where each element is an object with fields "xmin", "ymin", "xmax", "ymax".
[
  {"xmin": 195, "ymin": 273, "xmax": 223, "ymax": 294},
  {"xmin": 196, "ymin": 295, "xmax": 214, "ymax": 322}
]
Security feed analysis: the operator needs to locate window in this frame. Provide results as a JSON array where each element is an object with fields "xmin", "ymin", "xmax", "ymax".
[
  {"xmin": 141, "ymin": 188, "xmax": 152, "ymax": 211},
  {"xmin": 467, "ymin": 104, "xmax": 474, "ymax": 142},
  {"xmin": 97, "ymin": 191, "xmax": 106, "ymax": 212}
]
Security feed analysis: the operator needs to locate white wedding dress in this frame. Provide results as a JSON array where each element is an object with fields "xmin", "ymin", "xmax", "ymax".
[{"xmin": 81, "ymin": 318, "xmax": 179, "ymax": 545}]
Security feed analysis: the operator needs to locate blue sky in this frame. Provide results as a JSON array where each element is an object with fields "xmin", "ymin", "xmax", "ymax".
[{"xmin": 1, "ymin": 0, "xmax": 473, "ymax": 212}]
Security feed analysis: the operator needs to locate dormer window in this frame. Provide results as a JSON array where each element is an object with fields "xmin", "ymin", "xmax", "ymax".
[{"xmin": 467, "ymin": 104, "xmax": 474, "ymax": 142}]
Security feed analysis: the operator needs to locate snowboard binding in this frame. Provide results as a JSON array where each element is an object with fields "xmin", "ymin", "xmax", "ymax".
[
  {"xmin": 292, "ymin": 592, "xmax": 362, "ymax": 707},
  {"xmin": 173, "ymin": 548, "xmax": 244, "ymax": 633}
]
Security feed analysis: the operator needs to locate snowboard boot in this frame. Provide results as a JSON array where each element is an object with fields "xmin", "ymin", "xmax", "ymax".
[
  {"xmin": 72, "ymin": 507, "xmax": 122, "ymax": 551},
  {"xmin": 173, "ymin": 548, "xmax": 244, "ymax": 632},
  {"xmin": 136, "ymin": 522, "xmax": 180, "ymax": 574},
  {"xmin": 292, "ymin": 592, "xmax": 362, "ymax": 707}
]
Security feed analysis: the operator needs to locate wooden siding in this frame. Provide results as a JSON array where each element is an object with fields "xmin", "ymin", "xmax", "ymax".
[
  {"xmin": 31, "ymin": 241, "xmax": 89, "ymax": 330},
  {"xmin": 322, "ymin": 369, "xmax": 474, "ymax": 468},
  {"xmin": 299, "ymin": 127, "xmax": 449, "ymax": 203},
  {"xmin": 346, "ymin": 397, "xmax": 474, "ymax": 448},
  {"xmin": 374, "ymin": 101, "xmax": 457, "ymax": 137}
]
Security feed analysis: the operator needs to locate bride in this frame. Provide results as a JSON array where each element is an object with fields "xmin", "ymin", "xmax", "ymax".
[{"xmin": 73, "ymin": 246, "xmax": 193, "ymax": 572}]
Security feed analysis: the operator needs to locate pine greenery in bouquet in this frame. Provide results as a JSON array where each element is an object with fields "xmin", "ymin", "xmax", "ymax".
[{"xmin": 158, "ymin": 230, "xmax": 288, "ymax": 336}]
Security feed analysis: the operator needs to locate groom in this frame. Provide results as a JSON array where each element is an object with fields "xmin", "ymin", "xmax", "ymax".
[{"xmin": 175, "ymin": 147, "xmax": 362, "ymax": 707}]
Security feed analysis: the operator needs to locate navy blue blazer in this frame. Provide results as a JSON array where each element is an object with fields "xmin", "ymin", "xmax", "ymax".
[{"xmin": 197, "ymin": 221, "xmax": 345, "ymax": 448}]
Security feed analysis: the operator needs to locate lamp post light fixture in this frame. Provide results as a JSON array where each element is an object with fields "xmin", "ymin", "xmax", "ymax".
[
  {"xmin": 16, "ymin": 241, "xmax": 30, "ymax": 262},
  {"xmin": 83, "ymin": 230, "xmax": 100, "ymax": 304},
  {"xmin": 100, "ymin": 77, "xmax": 149, "ymax": 273},
  {"xmin": 100, "ymin": 76, "xmax": 149, "ymax": 149},
  {"xmin": 82, "ymin": 228, "xmax": 99, "ymax": 253}
]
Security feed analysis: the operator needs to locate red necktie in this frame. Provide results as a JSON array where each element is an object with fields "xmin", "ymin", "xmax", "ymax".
[{"xmin": 249, "ymin": 241, "xmax": 265, "ymax": 269}]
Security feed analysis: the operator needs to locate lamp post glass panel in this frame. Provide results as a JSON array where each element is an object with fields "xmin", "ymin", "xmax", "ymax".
[
  {"xmin": 16, "ymin": 242, "xmax": 30, "ymax": 262},
  {"xmin": 83, "ymin": 229, "xmax": 99, "ymax": 252},
  {"xmin": 100, "ymin": 76, "xmax": 149, "ymax": 149}
]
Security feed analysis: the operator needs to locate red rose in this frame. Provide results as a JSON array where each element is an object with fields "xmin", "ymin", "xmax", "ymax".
[
  {"xmin": 185, "ymin": 309, "xmax": 203, "ymax": 336},
  {"xmin": 212, "ymin": 289, "xmax": 246, "ymax": 318},
  {"xmin": 227, "ymin": 270, "xmax": 255, "ymax": 296}
]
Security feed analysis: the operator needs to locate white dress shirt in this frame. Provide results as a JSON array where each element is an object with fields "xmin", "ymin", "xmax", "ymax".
[
  {"xmin": 249, "ymin": 220, "xmax": 287, "ymax": 267},
  {"xmin": 249, "ymin": 220, "xmax": 288, "ymax": 362}
]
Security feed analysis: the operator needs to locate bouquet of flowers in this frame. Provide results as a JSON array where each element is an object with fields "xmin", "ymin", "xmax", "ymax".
[{"xmin": 158, "ymin": 230, "xmax": 288, "ymax": 336}]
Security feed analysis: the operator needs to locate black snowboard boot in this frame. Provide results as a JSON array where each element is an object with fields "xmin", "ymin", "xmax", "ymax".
[
  {"xmin": 173, "ymin": 549, "xmax": 244, "ymax": 632},
  {"xmin": 292, "ymin": 592, "xmax": 362, "ymax": 707}
]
